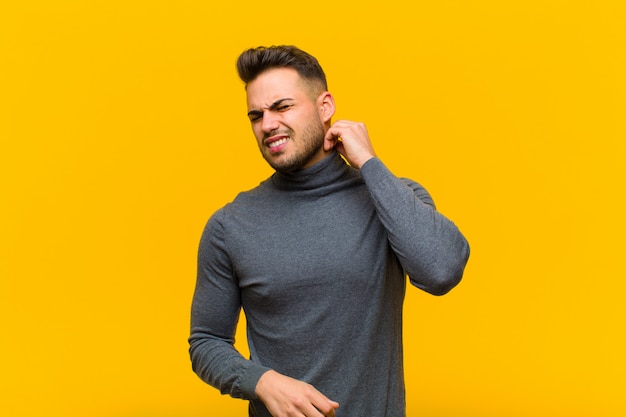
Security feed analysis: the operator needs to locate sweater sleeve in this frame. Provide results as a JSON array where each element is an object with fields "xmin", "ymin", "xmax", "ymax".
[
  {"xmin": 359, "ymin": 158, "xmax": 470, "ymax": 295},
  {"xmin": 188, "ymin": 210, "xmax": 271, "ymax": 399}
]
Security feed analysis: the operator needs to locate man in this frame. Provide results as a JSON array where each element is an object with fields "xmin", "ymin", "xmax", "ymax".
[{"xmin": 189, "ymin": 45, "xmax": 470, "ymax": 417}]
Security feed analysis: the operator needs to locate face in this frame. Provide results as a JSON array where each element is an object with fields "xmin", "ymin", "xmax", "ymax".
[{"xmin": 246, "ymin": 67, "xmax": 334, "ymax": 173}]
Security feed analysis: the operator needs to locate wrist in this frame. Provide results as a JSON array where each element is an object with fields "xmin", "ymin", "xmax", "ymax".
[
  {"xmin": 254, "ymin": 369, "xmax": 277, "ymax": 399},
  {"xmin": 355, "ymin": 155, "xmax": 376, "ymax": 170}
]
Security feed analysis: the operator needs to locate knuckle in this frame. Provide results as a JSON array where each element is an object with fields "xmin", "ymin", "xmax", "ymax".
[{"xmin": 291, "ymin": 397, "xmax": 305, "ymax": 408}]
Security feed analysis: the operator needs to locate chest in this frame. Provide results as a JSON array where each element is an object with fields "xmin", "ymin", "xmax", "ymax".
[{"xmin": 226, "ymin": 188, "xmax": 390, "ymax": 303}]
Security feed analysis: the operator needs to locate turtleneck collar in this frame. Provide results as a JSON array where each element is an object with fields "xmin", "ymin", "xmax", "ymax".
[{"xmin": 270, "ymin": 151, "xmax": 354, "ymax": 192}]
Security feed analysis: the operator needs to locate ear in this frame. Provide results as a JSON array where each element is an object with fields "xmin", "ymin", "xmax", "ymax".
[{"xmin": 317, "ymin": 92, "xmax": 336, "ymax": 124}]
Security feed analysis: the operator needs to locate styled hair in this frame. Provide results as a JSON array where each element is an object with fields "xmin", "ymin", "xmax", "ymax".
[{"xmin": 236, "ymin": 45, "xmax": 328, "ymax": 92}]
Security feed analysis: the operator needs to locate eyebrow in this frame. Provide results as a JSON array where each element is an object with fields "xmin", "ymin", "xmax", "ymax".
[{"xmin": 247, "ymin": 98, "xmax": 294, "ymax": 118}]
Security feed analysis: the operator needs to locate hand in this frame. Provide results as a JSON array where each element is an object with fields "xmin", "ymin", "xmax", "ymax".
[
  {"xmin": 324, "ymin": 120, "xmax": 376, "ymax": 169},
  {"xmin": 255, "ymin": 370, "xmax": 340, "ymax": 417}
]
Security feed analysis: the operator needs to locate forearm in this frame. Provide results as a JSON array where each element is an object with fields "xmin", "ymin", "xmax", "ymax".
[
  {"xmin": 188, "ymin": 325, "xmax": 270, "ymax": 399},
  {"xmin": 360, "ymin": 158, "xmax": 470, "ymax": 295}
]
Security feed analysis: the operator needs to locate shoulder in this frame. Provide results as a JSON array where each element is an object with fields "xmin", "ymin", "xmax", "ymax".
[
  {"xmin": 361, "ymin": 158, "xmax": 437, "ymax": 208},
  {"xmin": 204, "ymin": 178, "xmax": 275, "ymax": 229},
  {"xmin": 213, "ymin": 178, "xmax": 274, "ymax": 214}
]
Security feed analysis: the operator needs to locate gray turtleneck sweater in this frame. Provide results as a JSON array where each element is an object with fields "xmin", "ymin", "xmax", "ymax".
[{"xmin": 189, "ymin": 152, "xmax": 470, "ymax": 417}]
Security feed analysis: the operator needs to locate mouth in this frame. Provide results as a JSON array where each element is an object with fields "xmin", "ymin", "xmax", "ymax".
[{"xmin": 265, "ymin": 135, "xmax": 290, "ymax": 152}]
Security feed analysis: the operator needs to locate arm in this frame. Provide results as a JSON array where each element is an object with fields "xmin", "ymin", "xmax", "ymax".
[
  {"xmin": 361, "ymin": 159, "xmax": 469, "ymax": 295},
  {"xmin": 189, "ymin": 212, "xmax": 270, "ymax": 399},
  {"xmin": 189, "ymin": 212, "xmax": 340, "ymax": 416},
  {"xmin": 325, "ymin": 120, "xmax": 470, "ymax": 295}
]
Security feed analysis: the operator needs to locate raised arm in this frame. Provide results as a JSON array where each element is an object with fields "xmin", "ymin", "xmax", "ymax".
[
  {"xmin": 324, "ymin": 120, "xmax": 470, "ymax": 295},
  {"xmin": 361, "ymin": 159, "xmax": 469, "ymax": 294}
]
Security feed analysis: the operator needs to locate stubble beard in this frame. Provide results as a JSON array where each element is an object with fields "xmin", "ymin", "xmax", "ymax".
[{"xmin": 263, "ymin": 120, "xmax": 326, "ymax": 173}]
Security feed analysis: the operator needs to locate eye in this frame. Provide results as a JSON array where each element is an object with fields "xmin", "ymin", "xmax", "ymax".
[
  {"xmin": 277, "ymin": 104, "xmax": 292, "ymax": 111},
  {"xmin": 248, "ymin": 112, "xmax": 263, "ymax": 122}
]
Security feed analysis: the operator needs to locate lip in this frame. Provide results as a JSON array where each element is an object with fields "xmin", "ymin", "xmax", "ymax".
[{"xmin": 264, "ymin": 135, "xmax": 290, "ymax": 152}]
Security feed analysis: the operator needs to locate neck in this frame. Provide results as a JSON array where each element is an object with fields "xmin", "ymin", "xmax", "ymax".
[{"xmin": 271, "ymin": 151, "xmax": 351, "ymax": 192}]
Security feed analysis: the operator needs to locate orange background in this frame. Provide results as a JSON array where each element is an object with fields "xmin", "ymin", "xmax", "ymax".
[{"xmin": 1, "ymin": 1, "xmax": 625, "ymax": 416}]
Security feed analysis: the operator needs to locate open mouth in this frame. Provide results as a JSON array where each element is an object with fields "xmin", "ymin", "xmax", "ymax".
[
  {"xmin": 268, "ymin": 138, "xmax": 288, "ymax": 149},
  {"xmin": 265, "ymin": 134, "xmax": 290, "ymax": 152}
]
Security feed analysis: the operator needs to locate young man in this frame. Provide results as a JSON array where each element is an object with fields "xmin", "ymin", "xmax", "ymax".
[{"xmin": 189, "ymin": 45, "xmax": 470, "ymax": 417}]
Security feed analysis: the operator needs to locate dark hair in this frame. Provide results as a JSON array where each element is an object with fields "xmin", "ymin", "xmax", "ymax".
[{"xmin": 236, "ymin": 45, "xmax": 328, "ymax": 91}]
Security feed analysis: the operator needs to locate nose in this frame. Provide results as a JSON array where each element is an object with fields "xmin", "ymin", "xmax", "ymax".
[{"xmin": 261, "ymin": 111, "xmax": 280, "ymax": 134}]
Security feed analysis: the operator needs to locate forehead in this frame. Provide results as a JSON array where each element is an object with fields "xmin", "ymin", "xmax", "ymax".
[{"xmin": 246, "ymin": 67, "xmax": 311, "ymax": 108}]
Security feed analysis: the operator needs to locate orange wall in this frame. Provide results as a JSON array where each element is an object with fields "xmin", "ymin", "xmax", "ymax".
[{"xmin": 1, "ymin": 1, "xmax": 625, "ymax": 416}]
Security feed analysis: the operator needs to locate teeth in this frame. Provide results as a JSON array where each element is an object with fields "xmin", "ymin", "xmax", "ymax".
[{"xmin": 269, "ymin": 138, "xmax": 288, "ymax": 148}]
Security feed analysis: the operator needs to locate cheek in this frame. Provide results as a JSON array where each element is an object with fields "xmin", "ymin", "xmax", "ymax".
[{"xmin": 251, "ymin": 125, "xmax": 264, "ymax": 142}]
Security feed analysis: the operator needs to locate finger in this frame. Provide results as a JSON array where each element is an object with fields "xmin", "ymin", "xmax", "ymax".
[
  {"xmin": 332, "ymin": 141, "xmax": 346, "ymax": 159},
  {"xmin": 311, "ymin": 397, "xmax": 339, "ymax": 417},
  {"xmin": 319, "ymin": 404, "xmax": 338, "ymax": 417},
  {"xmin": 304, "ymin": 404, "xmax": 335, "ymax": 417},
  {"xmin": 323, "ymin": 129, "xmax": 340, "ymax": 151},
  {"xmin": 301, "ymin": 384, "xmax": 338, "ymax": 416}
]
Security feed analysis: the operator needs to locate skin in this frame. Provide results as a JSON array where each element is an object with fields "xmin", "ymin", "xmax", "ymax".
[
  {"xmin": 246, "ymin": 67, "xmax": 376, "ymax": 172},
  {"xmin": 245, "ymin": 67, "xmax": 378, "ymax": 416}
]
